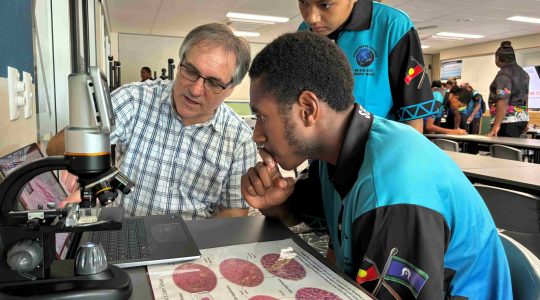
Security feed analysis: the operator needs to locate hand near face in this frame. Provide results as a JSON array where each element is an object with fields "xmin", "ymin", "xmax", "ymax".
[{"xmin": 241, "ymin": 149, "xmax": 295, "ymax": 210}]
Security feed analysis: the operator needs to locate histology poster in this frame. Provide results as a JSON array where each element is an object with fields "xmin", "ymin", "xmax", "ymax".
[{"xmin": 147, "ymin": 239, "xmax": 371, "ymax": 300}]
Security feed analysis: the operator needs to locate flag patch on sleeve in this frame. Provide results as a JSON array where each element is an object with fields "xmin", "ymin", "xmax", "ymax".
[{"xmin": 384, "ymin": 256, "xmax": 429, "ymax": 298}]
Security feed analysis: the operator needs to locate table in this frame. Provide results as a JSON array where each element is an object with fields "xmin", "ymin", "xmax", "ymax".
[
  {"xmin": 425, "ymin": 134, "xmax": 540, "ymax": 163},
  {"xmin": 127, "ymin": 216, "xmax": 372, "ymax": 299},
  {"xmin": 528, "ymin": 128, "xmax": 540, "ymax": 139},
  {"xmin": 443, "ymin": 151, "xmax": 540, "ymax": 196}
]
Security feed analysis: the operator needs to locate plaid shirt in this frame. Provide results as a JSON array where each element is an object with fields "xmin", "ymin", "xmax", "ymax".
[{"xmin": 110, "ymin": 79, "xmax": 257, "ymax": 219}]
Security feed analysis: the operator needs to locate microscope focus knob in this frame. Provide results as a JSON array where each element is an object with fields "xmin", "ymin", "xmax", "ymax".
[
  {"xmin": 75, "ymin": 242, "xmax": 108, "ymax": 275},
  {"xmin": 6, "ymin": 239, "xmax": 43, "ymax": 272}
]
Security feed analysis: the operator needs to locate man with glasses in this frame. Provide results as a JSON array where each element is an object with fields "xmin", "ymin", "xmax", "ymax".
[{"xmin": 47, "ymin": 23, "xmax": 257, "ymax": 219}]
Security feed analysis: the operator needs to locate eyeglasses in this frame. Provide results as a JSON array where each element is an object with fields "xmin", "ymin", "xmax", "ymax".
[{"xmin": 179, "ymin": 63, "xmax": 231, "ymax": 94}]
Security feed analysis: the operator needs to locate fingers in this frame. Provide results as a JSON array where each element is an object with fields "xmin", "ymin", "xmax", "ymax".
[
  {"xmin": 59, "ymin": 171, "xmax": 79, "ymax": 193},
  {"xmin": 275, "ymin": 177, "xmax": 296, "ymax": 195},
  {"xmin": 258, "ymin": 149, "xmax": 279, "ymax": 178},
  {"xmin": 60, "ymin": 190, "xmax": 82, "ymax": 208},
  {"xmin": 245, "ymin": 162, "xmax": 274, "ymax": 196}
]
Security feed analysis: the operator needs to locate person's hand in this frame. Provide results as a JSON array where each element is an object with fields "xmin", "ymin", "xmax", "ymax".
[
  {"xmin": 59, "ymin": 170, "xmax": 79, "ymax": 194},
  {"xmin": 467, "ymin": 116, "xmax": 473, "ymax": 124},
  {"xmin": 59, "ymin": 171, "xmax": 81, "ymax": 208},
  {"xmin": 241, "ymin": 149, "xmax": 295, "ymax": 210},
  {"xmin": 60, "ymin": 190, "xmax": 82, "ymax": 208},
  {"xmin": 486, "ymin": 125, "xmax": 500, "ymax": 137},
  {"xmin": 450, "ymin": 128, "xmax": 467, "ymax": 135}
]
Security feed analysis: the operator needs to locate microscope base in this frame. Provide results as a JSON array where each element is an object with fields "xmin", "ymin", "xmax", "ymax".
[{"xmin": 0, "ymin": 262, "xmax": 132, "ymax": 300}]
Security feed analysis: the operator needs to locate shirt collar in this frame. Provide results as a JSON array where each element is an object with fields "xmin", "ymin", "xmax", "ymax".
[
  {"xmin": 327, "ymin": 104, "xmax": 373, "ymax": 198},
  {"xmin": 344, "ymin": 0, "xmax": 373, "ymax": 31},
  {"xmin": 163, "ymin": 82, "xmax": 224, "ymax": 133},
  {"xmin": 327, "ymin": 0, "xmax": 373, "ymax": 41}
]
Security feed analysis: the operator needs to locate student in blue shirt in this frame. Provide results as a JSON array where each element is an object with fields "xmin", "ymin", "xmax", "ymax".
[
  {"xmin": 242, "ymin": 31, "xmax": 512, "ymax": 300},
  {"xmin": 458, "ymin": 82, "xmax": 484, "ymax": 134},
  {"xmin": 297, "ymin": 0, "xmax": 435, "ymax": 132},
  {"xmin": 424, "ymin": 82, "xmax": 467, "ymax": 135}
]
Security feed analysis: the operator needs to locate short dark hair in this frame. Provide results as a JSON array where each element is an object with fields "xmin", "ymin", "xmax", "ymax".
[
  {"xmin": 141, "ymin": 66, "xmax": 151, "ymax": 73},
  {"xmin": 449, "ymin": 86, "xmax": 472, "ymax": 106},
  {"xmin": 496, "ymin": 41, "xmax": 516, "ymax": 64},
  {"xmin": 431, "ymin": 80, "xmax": 442, "ymax": 88},
  {"xmin": 249, "ymin": 31, "xmax": 354, "ymax": 113}
]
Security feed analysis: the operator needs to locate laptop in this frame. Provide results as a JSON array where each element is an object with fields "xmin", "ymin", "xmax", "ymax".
[{"xmin": 0, "ymin": 143, "xmax": 201, "ymax": 268}]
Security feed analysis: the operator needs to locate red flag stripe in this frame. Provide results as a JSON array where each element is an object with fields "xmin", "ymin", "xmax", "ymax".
[{"xmin": 404, "ymin": 64, "xmax": 423, "ymax": 84}]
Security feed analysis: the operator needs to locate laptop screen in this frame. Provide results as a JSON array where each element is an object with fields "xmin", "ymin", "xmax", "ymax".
[{"xmin": 0, "ymin": 143, "xmax": 71, "ymax": 259}]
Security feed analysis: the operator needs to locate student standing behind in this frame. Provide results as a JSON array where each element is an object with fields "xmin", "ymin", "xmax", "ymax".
[
  {"xmin": 459, "ymin": 82, "xmax": 484, "ymax": 134},
  {"xmin": 487, "ymin": 41, "xmax": 530, "ymax": 137},
  {"xmin": 242, "ymin": 32, "xmax": 511, "ymax": 299},
  {"xmin": 48, "ymin": 23, "xmax": 257, "ymax": 219},
  {"xmin": 298, "ymin": 0, "xmax": 435, "ymax": 132},
  {"xmin": 424, "ymin": 83, "xmax": 467, "ymax": 134},
  {"xmin": 140, "ymin": 66, "xmax": 153, "ymax": 81}
]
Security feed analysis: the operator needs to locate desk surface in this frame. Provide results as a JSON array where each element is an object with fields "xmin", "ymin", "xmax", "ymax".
[
  {"xmin": 444, "ymin": 151, "xmax": 537, "ymax": 169},
  {"xmin": 128, "ymin": 216, "xmax": 372, "ymax": 299},
  {"xmin": 443, "ymin": 151, "xmax": 540, "ymax": 195},
  {"xmin": 425, "ymin": 134, "xmax": 540, "ymax": 149}
]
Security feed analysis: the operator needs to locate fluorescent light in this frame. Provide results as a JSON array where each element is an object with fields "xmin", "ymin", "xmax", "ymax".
[
  {"xmin": 431, "ymin": 35, "xmax": 464, "ymax": 41},
  {"xmin": 507, "ymin": 16, "xmax": 540, "ymax": 24},
  {"xmin": 436, "ymin": 32, "xmax": 484, "ymax": 39},
  {"xmin": 232, "ymin": 31, "xmax": 260, "ymax": 37},
  {"xmin": 421, "ymin": 45, "xmax": 430, "ymax": 49},
  {"xmin": 226, "ymin": 12, "xmax": 289, "ymax": 24},
  {"xmin": 228, "ymin": 18, "xmax": 275, "ymax": 25}
]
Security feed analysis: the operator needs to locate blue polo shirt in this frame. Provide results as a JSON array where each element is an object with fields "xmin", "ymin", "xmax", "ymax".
[
  {"xmin": 291, "ymin": 104, "xmax": 512, "ymax": 299},
  {"xmin": 299, "ymin": 1, "xmax": 436, "ymax": 121}
]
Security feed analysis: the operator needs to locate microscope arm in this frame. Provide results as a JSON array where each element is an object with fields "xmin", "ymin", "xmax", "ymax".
[{"xmin": 0, "ymin": 156, "xmax": 69, "ymax": 224}]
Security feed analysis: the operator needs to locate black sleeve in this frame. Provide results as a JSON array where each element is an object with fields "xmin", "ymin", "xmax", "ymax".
[
  {"xmin": 288, "ymin": 161, "xmax": 327, "ymax": 232},
  {"xmin": 388, "ymin": 28, "xmax": 436, "ymax": 121},
  {"xmin": 352, "ymin": 204, "xmax": 451, "ymax": 299}
]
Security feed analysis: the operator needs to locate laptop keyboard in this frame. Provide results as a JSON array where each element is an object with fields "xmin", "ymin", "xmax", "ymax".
[{"xmin": 90, "ymin": 218, "xmax": 150, "ymax": 262}]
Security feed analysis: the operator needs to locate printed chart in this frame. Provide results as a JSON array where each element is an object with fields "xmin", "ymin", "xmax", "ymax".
[{"xmin": 148, "ymin": 238, "xmax": 371, "ymax": 300}]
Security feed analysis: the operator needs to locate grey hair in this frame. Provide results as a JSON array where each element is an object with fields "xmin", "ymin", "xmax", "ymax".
[{"xmin": 178, "ymin": 23, "xmax": 251, "ymax": 86}]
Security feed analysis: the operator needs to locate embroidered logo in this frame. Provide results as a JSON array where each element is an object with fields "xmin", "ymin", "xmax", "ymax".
[
  {"xmin": 357, "ymin": 105, "xmax": 371, "ymax": 119},
  {"xmin": 354, "ymin": 46, "xmax": 377, "ymax": 67},
  {"xmin": 384, "ymin": 256, "xmax": 429, "ymax": 298},
  {"xmin": 404, "ymin": 56, "xmax": 425, "ymax": 88},
  {"xmin": 356, "ymin": 256, "xmax": 380, "ymax": 284}
]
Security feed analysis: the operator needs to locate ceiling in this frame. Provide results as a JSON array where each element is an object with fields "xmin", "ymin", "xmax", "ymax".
[{"xmin": 105, "ymin": 0, "xmax": 540, "ymax": 54}]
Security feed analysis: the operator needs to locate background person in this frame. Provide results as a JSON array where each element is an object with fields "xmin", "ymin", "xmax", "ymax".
[
  {"xmin": 140, "ymin": 66, "xmax": 152, "ymax": 81},
  {"xmin": 459, "ymin": 82, "xmax": 484, "ymax": 134},
  {"xmin": 242, "ymin": 31, "xmax": 511, "ymax": 300},
  {"xmin": 159, "ymin": 68, "xmax": 168, "ymax": 80},
  {"xmin": 487, "ymin": 41, "xmax": 530, "ymax": 137},
  {"xmin": 424, "ymin": 82, "xmax": 467, "ymax": 135}
]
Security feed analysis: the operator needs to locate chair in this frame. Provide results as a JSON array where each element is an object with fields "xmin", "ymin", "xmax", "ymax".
[
  {"xmin": 490, "ymin": 144, "xmax": 523, "ymax": 161},
  {"xmin": 499, "ymin": 232, "xmax": 540, "ymax": 300},
  {"xmin": 475, "ymin": 184, "xmax": 540, "ymax": 234},
  {"xmin": 432, "ymin": 138, "xmax": 459, "ymax": 152},
  {"xmin": 479, "ymin": 115, "xmax": 492, "ymax": 135}
]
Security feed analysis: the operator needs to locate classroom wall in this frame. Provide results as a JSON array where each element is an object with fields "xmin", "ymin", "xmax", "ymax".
[
  {"xmin": 0, "ymin": 0, "xmax": 37, "ymax": 156},
  {"xmin": 117, "ymin": 33, "xmax": 266, "ymax": 101},
  {"xmin": 429, "ymin": 33, "xmax": 540, "ymax": 127},
  {"xmin": 433, "ymin": 33, "xmax": 540, "ymax": 86}
]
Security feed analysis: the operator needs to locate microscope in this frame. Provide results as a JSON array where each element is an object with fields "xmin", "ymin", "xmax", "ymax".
[{"xmin": 0, "ymin": 67, "xmax": 134, "ymax": 299}]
